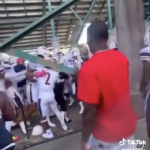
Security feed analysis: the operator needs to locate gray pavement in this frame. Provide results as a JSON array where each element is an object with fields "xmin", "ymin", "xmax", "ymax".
[{"xmin": 27, "ymin": 119, "xmax": 149, "ymax": 150}]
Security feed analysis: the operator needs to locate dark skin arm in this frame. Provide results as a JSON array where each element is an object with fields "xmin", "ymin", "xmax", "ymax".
[
  {"xmin": 26, "ymin": 70, "xmax": 35, "ymax": 78},
  {"xmin": 81, "ymin": 102, "xmax": 97, "ymax": 150},
  {"xmin": 0, "ymin": 72, "xmax": 5, "ymax": 79},
  {"xmin": 140, "ymin": 60, "xmax": 150, "ymax": 93},
  {"xmin": 0, "ymin": 92, "xmax": 15, "ymax": 121},
  {"xmin": 26, "ymin": 70, "xmax": 37, "ymax": 81}
]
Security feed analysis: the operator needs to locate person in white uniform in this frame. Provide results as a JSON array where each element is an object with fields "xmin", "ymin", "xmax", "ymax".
[
  {"xmin": 27, "ymin": 46, "xmax": 68, "ymax": 139},
  {"xmin": 26, "ymin": 61, "xmax": 38, "ymax": 104},
  {"xmin": 139, "ymin": 29, "xmax": 150, "ymax": 139},
  {"xmin": 0, "ymin": 66, "xmax": 27, "ymax": 135}
]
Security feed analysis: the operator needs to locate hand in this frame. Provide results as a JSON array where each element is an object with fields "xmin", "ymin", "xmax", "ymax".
[
  {"xmin": 81, "ymin": 143, "xmax": 91, "ymax": 150},
  {"xmin": 26, "ymin": 71, "xmax": 33, "ymax": 77}
]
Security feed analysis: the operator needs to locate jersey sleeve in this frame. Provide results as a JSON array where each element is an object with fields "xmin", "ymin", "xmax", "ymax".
[
  {"xmin": 77, "ymin": 63, "xmax": 100, "ymax": 105},
  {"xmin": 59, "ymin": 55, "xmax": 66, "ymax": 64},
  {"xmin": 5, "ymin": 71, "xmax": 26, "ymax": 79},
  {"xmin": 140, "ymin": 47, "xmax": 150, "ymax": 62}
]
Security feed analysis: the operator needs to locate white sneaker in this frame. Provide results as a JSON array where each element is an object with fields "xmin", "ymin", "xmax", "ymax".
[
  {"xmin": 27, "ymin": 121, "xmax": 31, "ymax": 126},
  {"xmin": 42, "ymin": 133, "xmax": 54, "ymax": 139},
  {"xmin": 79, "ymin": 102, "xmax": 84, "ymax": 114},
  {"xmin": 19, "ymin": 121, "xmax": 26, "ymax": 134},
  {"xmin": 61, "ymin": 124, "xmax": 68, "ymax": 131},
  {"xmin": 12, "ymin": 122, "xmax": 17, "ymax": 127},
  {"xmin": 68, "ymin": 98, "xmax": 74, "ymax": 106}
]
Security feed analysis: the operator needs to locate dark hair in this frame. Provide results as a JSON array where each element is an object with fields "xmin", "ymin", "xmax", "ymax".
[
  {"xmin": 37, "ymin": 55, "xmax": 44, "ymax": 58},
  {"xmin": 87, "ymin": 20, "xmax": 108, "ymax": 42}
]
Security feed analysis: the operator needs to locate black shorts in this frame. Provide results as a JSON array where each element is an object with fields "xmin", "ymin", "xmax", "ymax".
[{"xmin": 54, "ymin": 82, "xmax": 67, "ymax": 111}]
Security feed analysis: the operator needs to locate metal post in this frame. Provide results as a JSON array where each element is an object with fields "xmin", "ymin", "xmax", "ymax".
[
  {"xmin": 0, "ymin": 0, "xmax": 80, "ymax": 50},
  {"xmin": 47, "ymin": 0, "xmax": 56, "ymax": 37},
  {"xmin": 75, "ymin": 0, "xmax": 97, "ymax": 44},
  {"xmin": 107, "ymin": 0, "xmax": 113, "ymax": 29},
  {"xmin": 42, "ymin": 0, "xmax": 46, "ymax": 46},
  {"xmin": 146, "ymin": 15, "xmax": 150, "ymax": 21},
  {"xmin": 7, "ymin": 49, "xmax": 76, "ymax": 74},
  {"xmin": 70, "ymin": 7, "xmax": 83, "ymax": 24}
]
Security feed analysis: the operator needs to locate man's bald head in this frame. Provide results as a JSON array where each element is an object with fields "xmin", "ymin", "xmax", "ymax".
[{"xmin": 87, "ymin": 20, "xmax": 108, "ymax": 53}]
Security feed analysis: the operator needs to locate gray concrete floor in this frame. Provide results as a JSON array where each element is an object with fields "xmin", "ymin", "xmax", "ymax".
[{"xmin": 27, "ymin": 119, "xmax": 150, "ymax": 150}]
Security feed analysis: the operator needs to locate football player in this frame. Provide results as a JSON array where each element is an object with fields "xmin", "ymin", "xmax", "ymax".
[{"xmin": 26, "ymin": 46, "xmax": 68, "ymax": 139}]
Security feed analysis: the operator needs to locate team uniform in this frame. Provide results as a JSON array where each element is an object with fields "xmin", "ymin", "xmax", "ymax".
[
  {"xmin": 140, "ymin": 29, "xmax": 150, "ymax": 138},
  {"xmin": 26, "ymin": 62, "xmax": 38, "ymax": 104},
  {"xmin": 36, "ymin": 67, "xmax": 59, "ymax": 117},
  {"xmin": 52, "ymin": 51, "xmax": 64, "ymax": 63},
  {"xmin": 0, "ymin": 67, "xmax": 15, "ymax": 150},
  {"xmin": 58, "ymin": 52, "xmax": 75, "ymax": 103},
  {"xmin": 3, "ymin": 68, "xmax": 27, "ymax": 134},
  {"xmin": 13, "ymin": 59, "xmax": 27, "ymax": 103},
  {"xmin": 36, "ymin": 47, "xmax": 68, "ymax": 134},
  {"xmin": 6, "ymin": 84, "xmax": 24, "ymax": 111},
  {"xmin": 140, "ymin": 46, "xmax": 150, "ymax": 62},
  {"xmin": 140, "ymin": 46, "xmax": 150, "ymax": 120}
]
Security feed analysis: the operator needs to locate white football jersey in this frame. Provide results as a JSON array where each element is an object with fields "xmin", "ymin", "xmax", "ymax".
[
  {"xmin": 6, "ymin": 86, "xmax": 23, "ymax": 108},
  {"xmin": 63, "ymin": 53, "xmax": 75, "ymax": 68},
  {"xmin": 36, "ymin": 67, "xmax": 59, "ymax": 92},
  {"xmin": 52, "ymin": 51, "xmax": 64, "ymax": 63},
  {"xmin": 74, "ymin": 58, "xmax": 83, "ymax": 69},
  {"xmin": 140, "ymin": 46, "xmax": 150, "ymax": 62}
]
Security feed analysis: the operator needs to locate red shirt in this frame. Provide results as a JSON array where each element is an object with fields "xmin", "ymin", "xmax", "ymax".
[{"xmin": 77, "ymin": 49, "xmax": 137, "ymax": 142}]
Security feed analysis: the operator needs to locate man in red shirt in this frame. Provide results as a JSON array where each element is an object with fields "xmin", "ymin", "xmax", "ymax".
[{"xmin": 77, "ymin": 20, "xmax": 137, "ymax": 150}]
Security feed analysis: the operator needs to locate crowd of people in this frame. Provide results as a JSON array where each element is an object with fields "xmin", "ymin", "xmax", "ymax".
[
  {"xmin": 0, "ymin": 43, "xmax": 89, "ymax": 149},
  {"xmin": 0, "ymin": 20, "xmax": 149, "ymax": 150}
]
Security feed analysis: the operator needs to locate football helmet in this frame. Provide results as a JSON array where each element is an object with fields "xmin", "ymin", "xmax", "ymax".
[{"xmin": 37, "ymin": 46, "xmax": 49, "ymax": 58}]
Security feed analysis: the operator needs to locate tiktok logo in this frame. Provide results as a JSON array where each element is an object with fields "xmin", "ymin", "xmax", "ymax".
[
  {"xmin": 119, "ymin": 138, "xmax": 146, "ymax": 150},
  {"xmin": 119, "ymin": 138, "xmax": 126, "ymax": 146}
]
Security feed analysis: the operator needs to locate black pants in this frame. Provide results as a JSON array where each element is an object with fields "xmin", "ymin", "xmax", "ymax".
[
  {"xmin": 75, "ymin": 81, "xmax": 81, "ymax": 102},
  {"xmin": 0, "ymin": 120, "xmax": 15, "ymax": 150},
  {"xmin": 64, "ymin": 93, "xmax": 71, "ymax": 99},
  {"xmin": 54, "ymin": 82, "xmax": 67, "ymax": 112}
]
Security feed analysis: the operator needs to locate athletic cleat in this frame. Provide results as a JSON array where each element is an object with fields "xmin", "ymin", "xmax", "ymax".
[
  {"xmin": 19, "ymin": 121, "xmax": 26, "ymax": 134},
  {"xmin": 42, "ymin": 133, "xmax": 54, "ymax": 139},
  {"xmin": 68, "ymin": 97, "xmax": 75, "ymax": 106},
  {"xmin": 26, "ymin": 121, "xmax": 31, "ymax": 126},
  {"xmin": 12, "ymin": 136, "xmax": 20, "ymax": 142},
  {"xmin": 61, "ymin": 124, "xmax": 68, "ymax": 131}
]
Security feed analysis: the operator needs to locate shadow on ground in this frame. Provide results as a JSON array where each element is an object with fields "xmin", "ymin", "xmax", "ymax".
[
  {"xmin": 13, "ymin": 97, "xmax": 147, "ymax": 150},
  {"xmin": 13, "ymin": 102, "xmax": 82, "ymax": 150},
  {"xmin": 27, "ymin": 119, "xmax": 149, "ymax": 150}
]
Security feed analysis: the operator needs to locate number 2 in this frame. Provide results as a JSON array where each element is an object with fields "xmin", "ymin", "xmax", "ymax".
[{"xmin": 45, "ymin": 73, "xmax": 50, "ymax": 85}]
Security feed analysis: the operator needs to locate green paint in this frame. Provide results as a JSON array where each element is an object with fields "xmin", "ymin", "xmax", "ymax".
[
  {"xmin": 7, "ymin": 50, "xmax": 76, "ymax": 74},
  {"xmin": 0, "ymin": 0, "xmax": 80, "ymax": 50}
]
